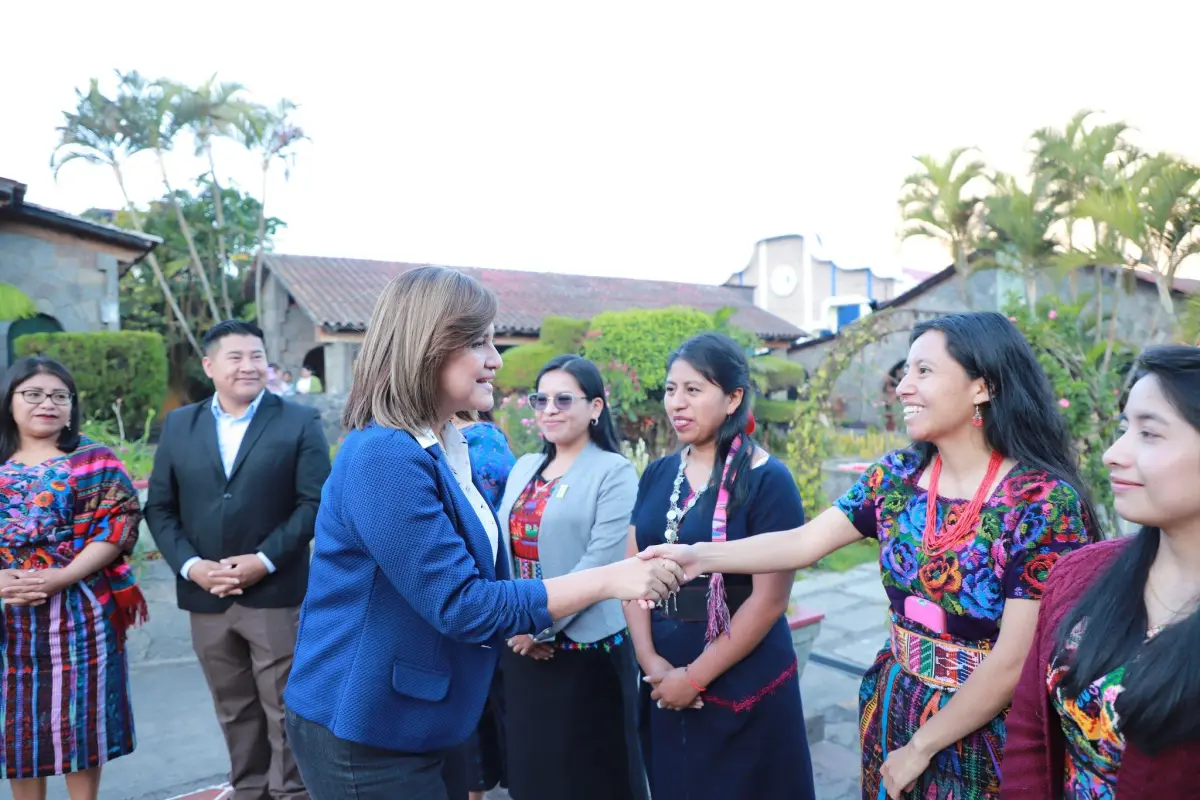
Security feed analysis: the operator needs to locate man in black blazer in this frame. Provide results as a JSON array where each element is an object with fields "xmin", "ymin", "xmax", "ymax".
[{"xmin": 146, "ymin": 320, "xmax": 330, "ymax": 800}]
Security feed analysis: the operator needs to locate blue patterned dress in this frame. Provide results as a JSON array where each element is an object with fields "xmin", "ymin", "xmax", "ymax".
[{"xmin": 458, "ymin": 421, "xmax": 515, "ymax": 792}]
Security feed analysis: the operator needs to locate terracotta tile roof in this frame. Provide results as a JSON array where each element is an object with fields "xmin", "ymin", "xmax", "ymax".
[{"xmin": 263, "ymin": 254, "xmax": 807, "ymax": 341}]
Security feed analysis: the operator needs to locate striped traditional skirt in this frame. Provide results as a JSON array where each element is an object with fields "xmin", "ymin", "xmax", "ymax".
[
  {"xmin": 1, "ymin": 580, "xmax": 136, "ymax": 778},
  {"xmin": 858, "ymin": 613, "xmax": 1003, "ymax": 800}
]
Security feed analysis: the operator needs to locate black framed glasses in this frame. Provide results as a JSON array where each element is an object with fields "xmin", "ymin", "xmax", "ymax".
[
  {"xmin": 17, "ymin": 389, "xmax": 73, "ymax": 406},
  {"xmin": 527, "ymin": 392, "xmax": 586, "ymax": 412}
]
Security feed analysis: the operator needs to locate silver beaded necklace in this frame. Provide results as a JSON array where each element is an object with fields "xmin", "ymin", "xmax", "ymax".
[{"xmin": 664, "ymin": 446, "xmax": 709, "ymax": 544}]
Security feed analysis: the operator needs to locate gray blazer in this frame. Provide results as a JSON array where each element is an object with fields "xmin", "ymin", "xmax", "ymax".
[{"xmin": 496, "ymin": 441, "xmax": 638, "ymax": 644}]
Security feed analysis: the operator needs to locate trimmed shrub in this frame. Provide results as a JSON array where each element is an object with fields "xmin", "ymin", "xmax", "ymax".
[
  {"xmin": 494, "ymin": 342, "xmax": 557, "ymax": 394},
  {"xmin": 581, "ymin": 307, "xmax": 716, "ymax": 394},
  {"xmin": 14, "ymin": 331, "xmax": 168, "ymax": 437},
  {"xmin": 538, "ymin": 316, "xmax": 590, "ymax": 352}
]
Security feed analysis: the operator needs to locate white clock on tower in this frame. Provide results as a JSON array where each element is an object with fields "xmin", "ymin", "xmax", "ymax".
[{"xmin": 769, "ymin": 264, "xmax": 798, "ymax": 297}]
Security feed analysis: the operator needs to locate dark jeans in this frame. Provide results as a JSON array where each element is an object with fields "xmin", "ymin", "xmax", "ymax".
[{"xmin": 285, "ymin": 707, "xmax": 469, "ymax": 800}]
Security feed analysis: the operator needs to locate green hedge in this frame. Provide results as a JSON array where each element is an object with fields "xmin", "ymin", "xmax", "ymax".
[
  {"xmin": 14, "ymin": 331, "xmax": 168, "ymax": 436},
  {"xmin": 495, "ymin": 342, "xmax": 558, "ymax": 394},
  {"xmin": 539, "ymin": 316, "xmax": 589, "ymax": 352},
  {"xmin": 753, "ymin": 397, "xmax": 799, "ymax": 425},
  {"xmin": 581, "ymin": 307, "xmax": 716, "ymax": 393}
]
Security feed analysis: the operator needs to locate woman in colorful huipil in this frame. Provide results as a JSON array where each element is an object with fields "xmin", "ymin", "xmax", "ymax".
[
  {"xmin": 627, "ymin": 333, "xmax": 815, "ymax": 800},
  {"xmin": 1003, "ymin": 346, "xmax": 1200, "ymax": 798},
  {"xmin": 641, "ymin": 313, "xmax": 1099, "ymax": 799},
  {"xmin": 0, "ymin": 357, "xmax": 147, "ymax": 800}
]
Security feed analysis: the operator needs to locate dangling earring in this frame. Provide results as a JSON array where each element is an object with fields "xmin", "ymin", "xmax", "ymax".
[{"xmin": 972, "ymin": 405, "xmax": 983, "ymax": 428}]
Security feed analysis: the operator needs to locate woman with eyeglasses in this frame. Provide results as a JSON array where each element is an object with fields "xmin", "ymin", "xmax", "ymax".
[
  {"xmin": 0, "ymin": 356, "xmax": 148, "ymax": 800},
  {"xmin": 495, "ymin": 355, "xmax": 648, "ymax": 800}
]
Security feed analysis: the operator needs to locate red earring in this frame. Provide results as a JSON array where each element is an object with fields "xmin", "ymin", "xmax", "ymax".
[{"xmin": 972, "ymin": 405, "xmax": 983, "ymax": 427}]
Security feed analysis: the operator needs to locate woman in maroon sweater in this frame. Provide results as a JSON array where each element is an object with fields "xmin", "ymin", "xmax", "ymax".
[{"xmin": 1004, "ymin": 345, "xmax": 1200, "ymax": 799}]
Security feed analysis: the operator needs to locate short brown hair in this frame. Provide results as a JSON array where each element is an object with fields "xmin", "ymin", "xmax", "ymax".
[{"xmin": 343, "ymin": 266, "xmax": 497, "ymax": 433}]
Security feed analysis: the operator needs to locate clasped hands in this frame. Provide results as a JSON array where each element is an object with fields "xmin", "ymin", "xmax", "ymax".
[
  {"xmin": 610, "ymin": 543, "xmax": 697, "ymax": 608},
  {"xmin": 0, "ymin": 567, "xmax": 75, "ymax": 606},
  {"xmin": 189, "ymin": 554, "xmax": 268, "ymax": 597}
]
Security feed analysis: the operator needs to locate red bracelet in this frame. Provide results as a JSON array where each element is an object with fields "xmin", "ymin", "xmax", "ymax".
[{"xmin": 685, "ymin": 665, "xmax": 707, "ymax": 693}]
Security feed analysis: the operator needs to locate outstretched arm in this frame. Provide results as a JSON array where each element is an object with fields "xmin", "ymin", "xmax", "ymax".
[{"xmin": 641, "ymin": 506, "xmax": 863, "ymax": 578}]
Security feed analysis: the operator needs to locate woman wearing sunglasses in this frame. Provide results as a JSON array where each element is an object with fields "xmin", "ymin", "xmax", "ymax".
[{"xmin": 495, "ymin": 355, "xmax": 647, "ymax": 800}]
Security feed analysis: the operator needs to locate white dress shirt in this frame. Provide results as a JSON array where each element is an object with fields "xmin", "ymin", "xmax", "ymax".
[
  {"xmin": 179, "ymin": 391, "xmax": 278, "ymax": 581},
  {"xmin": 417, "ymin": 422, "xmax": 500, "ymax": 562}
]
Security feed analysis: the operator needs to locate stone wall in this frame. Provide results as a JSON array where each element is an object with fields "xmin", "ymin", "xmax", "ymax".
[
  {"xmin": 0, "ymin": 225, "xmax": 121, "ymax": 371},
  {"xmin": 290, "ymin": 391, "xmax": 349, "ymax": 446}
]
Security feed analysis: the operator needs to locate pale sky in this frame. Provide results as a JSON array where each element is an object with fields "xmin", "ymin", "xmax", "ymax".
[{"xmin": 5, "ymin": 1, "xmax": 1200, "ymax": 285}]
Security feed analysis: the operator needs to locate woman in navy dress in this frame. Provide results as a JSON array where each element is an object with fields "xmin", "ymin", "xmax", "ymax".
[{"xmin": 625, "ymin": 332, "xmax": 815, "ymax": 800}]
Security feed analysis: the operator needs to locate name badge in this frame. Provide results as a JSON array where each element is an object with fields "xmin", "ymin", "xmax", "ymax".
[{"xmin": 555, "ymin": 483, "xmax": 569, "ymax": 499}]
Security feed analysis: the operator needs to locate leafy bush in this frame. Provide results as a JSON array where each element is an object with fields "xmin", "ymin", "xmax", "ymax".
[
  {"xmin": 494, "ymin": 343, "xmax": 557, "ymax": 394},
  {"xmin": 494, "ymin": 395, "xmax": 543, "ymax": 456},
  {"xmin": 581, "ymin": 307, "xmax": 715, "ymax": 397},
  {"xmin": 1005, "ymin": 297, "xmax": 1130, "ymax": 532},
  {"xmin": 14, "ymin": 331, "xmax": 168, "ymax": 438},
  {"xmin": 753, "ymin": 398, "xmax": 799, "ymax": 425},
  {"xmin": 538, "ymin": 316, "xmax": 590, "ymax": 352}
]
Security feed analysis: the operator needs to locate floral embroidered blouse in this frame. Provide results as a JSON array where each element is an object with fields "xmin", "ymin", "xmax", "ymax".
[
  {"xmin": 836, "ymin": 449, "xmax": 1091, "ymax": 643},
  {"xmin": 1047, "ymin": 621, "xmax": 1165, "ymax": 799}
]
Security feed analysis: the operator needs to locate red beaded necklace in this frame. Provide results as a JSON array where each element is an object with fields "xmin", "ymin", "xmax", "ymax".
[{"xmin": 922, "ymin": 450, "xmax": 1004, "ymax": 557}]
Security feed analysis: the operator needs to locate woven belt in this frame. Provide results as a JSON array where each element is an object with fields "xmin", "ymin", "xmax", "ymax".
[{"xmin": 890, "ymin": 614, "xmax": 990, "ymax": 690}]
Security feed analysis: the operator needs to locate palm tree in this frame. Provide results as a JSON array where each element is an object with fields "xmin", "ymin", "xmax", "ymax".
[
  {"xmin": 1031, "ymin": 110, "xmax": 1138, "ymax": 321},
  {"xmin": 50, "ymin": 79, "xmax": 202, "ymax": 356},
  {"xmin": 899, "ymin": 148, "xmax": 988, "ymax": 304},
  {"xmin": 240, "ymin": 100, "xmax": 308, "ymax": 317},
  {"xmin": 174, "ymin": 75, "xmax": 255, "ymax": 318},
  {"xmin": 116, "ymin": 71, "xmax": 222, "ymax": 322},
  {"xmin": 978, "ymin": 173, "xmax": 1060, "ymax": 307},
  {"xmin": 0, "ymin": 283, "xmax": 36, "ymax": 320}
]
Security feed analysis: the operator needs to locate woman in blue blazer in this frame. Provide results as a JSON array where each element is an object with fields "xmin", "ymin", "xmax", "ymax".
[
  {"xmin": 282, "ymin": 267, "xmax": 684, "ymax": 800},
  {"xmin": 496, "ymin": 356, "xmax": 648, "ymax": 800}
]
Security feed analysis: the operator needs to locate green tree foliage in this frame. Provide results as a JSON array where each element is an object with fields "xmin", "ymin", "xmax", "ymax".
[
  {"xmin": 0, "ymin": 284, "xmax": 37, "ymax": 321},
  {"xmin": 110, "ymin": 182, "xmax": 283, "ymax": 396},
  {"xmin": 14, "ymin": 331, "xmax": 168, "ymax": 438},
  {"xmin": 1005, "ymin": 297, "xmax": 1131, "ymax": 533}
]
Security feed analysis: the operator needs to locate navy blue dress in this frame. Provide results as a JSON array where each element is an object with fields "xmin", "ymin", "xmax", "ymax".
[{"xmin": 633, "ymin": 453, "xmax": 816, "ymax": 800}]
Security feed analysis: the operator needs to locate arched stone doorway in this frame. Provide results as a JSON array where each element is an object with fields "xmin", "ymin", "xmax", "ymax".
[
  {"xmin": 302, "ymin": 346, "xmax": 325, "ymax": 383},
  {"xmin": 6, "ymin": 313, "xmax": 63, "ymax": 366}
]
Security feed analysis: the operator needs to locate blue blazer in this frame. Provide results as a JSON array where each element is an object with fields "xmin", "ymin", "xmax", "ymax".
[{"xmin": 283, "ymin": 423, "xmax": 553, "ymax": 753}]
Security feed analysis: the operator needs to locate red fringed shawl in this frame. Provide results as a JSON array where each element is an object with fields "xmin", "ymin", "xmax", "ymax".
[{"xmin": 66, "ymin": 439, "xmax": 150, "ymax": 648}]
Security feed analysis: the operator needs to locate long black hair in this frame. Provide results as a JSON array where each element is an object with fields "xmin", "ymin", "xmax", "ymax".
[
  {"xmin": 910, "ymin": 312, "xmax": 1102, "ymax": 541},
  {"xmin": 666, "ymin": 332, "xmax": 755, "ymax": 512},
  {"xmin": 1057, "ymin": 345, "xmax": 1200, "ymax": 755},
  {"xmin": 0, "ymin": 356, "xmax": 83, "ymax": 462},
  {"xmin": 536, "ymin": 356, "xmax": 622, "ymax": 463}
]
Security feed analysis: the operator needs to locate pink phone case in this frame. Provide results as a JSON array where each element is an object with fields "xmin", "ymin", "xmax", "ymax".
[{"xmin": 904, "ymin": 596, "xmax": 948, "ymax": 633}]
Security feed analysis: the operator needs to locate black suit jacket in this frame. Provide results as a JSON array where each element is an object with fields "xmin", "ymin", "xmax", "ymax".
[{"xmin": 145, "ymin": 391, "xmax": 331, "ymax": 613}]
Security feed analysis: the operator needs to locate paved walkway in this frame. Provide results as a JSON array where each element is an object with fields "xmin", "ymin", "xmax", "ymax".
[{"xmin": 49, "ymin": 561, "xmax": 886, "ymax": 800}]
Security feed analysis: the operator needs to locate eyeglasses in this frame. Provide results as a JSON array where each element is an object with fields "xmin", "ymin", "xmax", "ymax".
[
  {"xmin": 527, "ymin": 392, "xmax": 587, "ymax": 412},
  {"xmin": 17, "ymin": 389, "xmax": 73, "ymax": 406}
]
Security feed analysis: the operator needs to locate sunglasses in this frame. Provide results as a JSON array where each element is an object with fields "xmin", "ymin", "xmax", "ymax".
[{"xmin": 527, "ymin": 392, "xmax": 588, "ymax": 412}]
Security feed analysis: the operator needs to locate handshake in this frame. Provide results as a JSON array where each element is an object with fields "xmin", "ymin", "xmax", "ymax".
[{"xmin": 606, "ymin": 543, "xmax": 699, "ymax": 608}]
